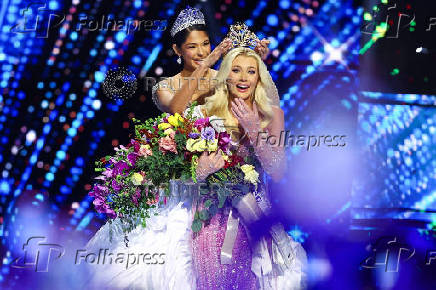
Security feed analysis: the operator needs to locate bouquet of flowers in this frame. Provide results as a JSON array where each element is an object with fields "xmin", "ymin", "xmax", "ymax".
[{"xmin": 89, "ymin": 105, "xmax": 261, "ymax": 236}]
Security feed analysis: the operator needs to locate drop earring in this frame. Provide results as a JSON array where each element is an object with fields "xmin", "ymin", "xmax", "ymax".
[{"xmin": 177, "ymin": 56, "xmax": 182, "ymax": 64}]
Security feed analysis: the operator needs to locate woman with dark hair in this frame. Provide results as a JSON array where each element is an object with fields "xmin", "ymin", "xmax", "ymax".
[{"xmin": 152, "ymin": 6, "xmax": 270, "ymax": 114}]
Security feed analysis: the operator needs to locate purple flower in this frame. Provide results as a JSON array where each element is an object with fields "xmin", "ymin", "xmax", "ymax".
[
  {"xmin": 99, "ymin": 203, "xmax": 116, "ymax": 218},
  {"xmin": 102, "ymin": 168, "xmax": 113, "ymax": 179},
  {"xmin": 194, "ymin": 117, "xmax": 209, "ymax": 130},
  {"xmin": 132, "ymin": 188, "xmax": 141, "ymax": 206},
  {"xmin": 130, "ymin": 139, "xmax": 140, "ymax": 152},
  {"xmin": 111, "ymin": 179, "xmax": 122, "ymax": 192},
  {"xmin": 218, "ymin": 132, "xmax": 231, "ymax": 150},
  {"xmin": 113, "ymin": 161, "xmax": 129, "ymax": 176},
  {"xmin": 105, "ymin": 208, "xmax": 117, "ymax": 219},
  {"xmin": 93, "ymin": 195, "xmax": 117, "ymax": 218},
  {"xmin": 89, "ymin": 184, "xmax": 109, "ymax": 198},
  {"xmin": 127, "ymin": 152, "xmax": 138, "ymax": 166},
  {"xmin": 93, "ymin": 196, "xmax": 105, "ymax": 208},
  {"xmin": 188, "ymin": 132, "xmax": 200, "ymax": 139},
  {"xmin": 201, "ymin": 126, "xmax": 215, "ymax": 141}
]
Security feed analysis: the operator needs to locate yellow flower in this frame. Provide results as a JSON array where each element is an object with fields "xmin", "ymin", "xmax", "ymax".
[
  {"xmin": 131, "ymin": 172, "xmax": 144, "ymax": 186},
  {"xmin": 241, "ymin": 164, "xmax": 259, "ymax": 185},
  {"xmin": 186, "ymin": 138, "xmax": 196, "ymax": 152},
  {"xmin": 158, "ymin": 122, "xmax": 171, "ymax": 130},
  {"xmin": 241, "ymin": 164, "xmax": 255, "ymax": 174},
  {"xmin": 206, "ymin": 139, "xmax": 218, "ymax": 151},
  {"xmin": 168, "ymin": 113, "xmax": 184, "ymax": 127},
  {"xmin": 186, "ymin": 138, "xmax": 207, "ymax": 152},
  {"xmin": 176, "ymin": 113, "xmax": 184, "ymax": 122},
  {"xmin": 164, "ymin": 128, "xmax": 175, "ymax": 136},
  {"xmin": 245, "ymin": 170, "xmax": 259, "ymax": 185}
]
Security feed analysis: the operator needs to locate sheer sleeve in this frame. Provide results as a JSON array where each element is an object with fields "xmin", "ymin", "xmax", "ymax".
[
  {"xmin": 265, "ymin": 70, "xmax": 280, "ymax": 107},
  {"xmin": 152, "ymin": 79, "xmax": 175, "ymax": 113},
  {"xmin": 248, "ymin": 106, "xmax": 287, "ymax": 182}
]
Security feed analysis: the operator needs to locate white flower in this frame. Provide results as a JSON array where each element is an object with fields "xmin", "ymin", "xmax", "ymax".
[
  {"xmin": 209, "ymin": 115, "xmax": 226, "ymax": 133},
  {"xmin": 183, "ymin": 105, "xmax": 205, "ymax": 119}
]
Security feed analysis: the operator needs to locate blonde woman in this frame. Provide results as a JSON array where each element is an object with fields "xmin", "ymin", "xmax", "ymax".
[{"xmin": 192, "ymin": 47, "xmax": 307, "ymax": 289}]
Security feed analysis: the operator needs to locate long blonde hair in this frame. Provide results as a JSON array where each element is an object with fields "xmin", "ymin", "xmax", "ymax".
[{"xmin": 204, "ymin": 47, "xmax": 274, "ymax": 140}]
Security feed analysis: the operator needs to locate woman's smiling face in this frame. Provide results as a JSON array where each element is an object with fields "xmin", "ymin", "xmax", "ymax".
[
  {"xmin": 178, "ymin": 30, "xmax": 211, "ymax": 70},
  {"xmin": 227, "ymin": 55, "xmax": 259, "ymax": 100}
]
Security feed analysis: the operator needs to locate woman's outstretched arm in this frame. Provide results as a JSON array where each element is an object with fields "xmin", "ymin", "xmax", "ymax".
[{"xmin": 155, "ymin": 39, "xmax": 232, "ymax": 114}]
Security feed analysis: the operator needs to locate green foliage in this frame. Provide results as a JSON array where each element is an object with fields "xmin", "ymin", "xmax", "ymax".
[{"xmin": 191, "ymin": 219, "xmax": 203, "ymax": 232}]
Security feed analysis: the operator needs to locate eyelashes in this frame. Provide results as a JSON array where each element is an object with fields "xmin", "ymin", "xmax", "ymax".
[{"xmin": 231, "ymin": 68, "xmax": 257, "ymax": 74}]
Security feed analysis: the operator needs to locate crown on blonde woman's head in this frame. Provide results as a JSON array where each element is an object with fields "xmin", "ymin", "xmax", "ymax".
[
  {"xmin": 170, "ymin": 6, "xmax": 206, "ymax": 37},
  {"xmin": 226, "ymin": 23, "xmax": 260, "ymax": 51}
]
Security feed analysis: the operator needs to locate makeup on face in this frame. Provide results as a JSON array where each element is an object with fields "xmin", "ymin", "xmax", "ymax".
[
  {"xmin": 180, "ymin": 31, "xmax": 211, "ymax": 70},
  {"xmin": 227, "ymin": 55, "xmax": 259, "ymax": 101}
]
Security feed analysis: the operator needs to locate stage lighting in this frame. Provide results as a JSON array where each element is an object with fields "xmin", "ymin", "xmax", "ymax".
[
  {"xmin": 311, "ymin": 51, "xmax": 323, "ymax": 64},
  {"xmin": 324, "ymin": 43, "xmax": 343, "ymax": 63},
  {"xmin": 279, "ymin": 0, "xmax": 290, "ymax": 9},
  {"xmin": 25, "ymin": 130, "xmax": 36, "ymax": 143},
  {"xmin": 267, "ymin": 14, "xmax": 279, "ymax": 26}
]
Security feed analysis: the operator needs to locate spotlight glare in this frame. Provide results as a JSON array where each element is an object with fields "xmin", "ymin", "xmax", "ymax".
[{"xmin": 311, "ymin": 51, "xmax": 324, "ymax": 63}]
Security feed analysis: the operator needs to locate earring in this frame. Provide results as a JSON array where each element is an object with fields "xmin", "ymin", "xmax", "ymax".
[{"xmin": 177, "ymin": 56, "xmax": 182, "ymax": 64}]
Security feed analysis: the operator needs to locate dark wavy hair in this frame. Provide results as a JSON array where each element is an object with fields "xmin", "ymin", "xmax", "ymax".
[{"xmin": 172, "ymin": 24, "xmax": 209, "ymax": 47}]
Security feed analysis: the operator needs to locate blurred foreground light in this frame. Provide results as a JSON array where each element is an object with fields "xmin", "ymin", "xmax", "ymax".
[{"xmin": 308, "ymin": 258, "xmax": 332, "ymax": 282}]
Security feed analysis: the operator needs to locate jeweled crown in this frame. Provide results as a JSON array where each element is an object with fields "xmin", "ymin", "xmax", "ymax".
[
  {"xmin": 226, "ymin": 23, "xmax": 260, "ymax": 50},
  {"xmin": 170, "ymin": 6, "xmax": 206, "ymax": 37}
]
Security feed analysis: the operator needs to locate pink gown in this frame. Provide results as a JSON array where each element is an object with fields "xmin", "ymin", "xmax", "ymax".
[
  {"xmin": 192, "ymin": 206, "xmax": 259, "ymax": 289},
  {"xmin": 191, "ymin": 142, "xmax": 280, "ymax": 289}
]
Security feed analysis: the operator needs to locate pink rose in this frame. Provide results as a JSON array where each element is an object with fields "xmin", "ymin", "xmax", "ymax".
[
  {"xmin": 138, "ymin": 145, "xmax": 152, "ymax": 157},
  {"xmin": 158, "ymin": 135, "xmax": 178, "ymax": 154}
]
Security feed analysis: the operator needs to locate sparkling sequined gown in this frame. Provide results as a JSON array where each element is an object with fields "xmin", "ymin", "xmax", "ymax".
[
  {"xmin": 192, "ymin": 206, "xmax": 258, "ymax": 289},
  {"xmin": 191, "ymin": 140, "xmax": 307, "ymax": 290}
]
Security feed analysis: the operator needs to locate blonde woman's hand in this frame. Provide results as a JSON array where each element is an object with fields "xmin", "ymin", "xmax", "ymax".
[
  {"xmin": 230, "ymin": 98, "xmax": 261, "ymax": 142},
  {"xmin": 196, "ymin": 150, "xmax": 225, "ymax": 181},
  {"xmin": 200, "ymin": 38, "xmax": 233, "ymax": 68},
  {"xmin": 254, "ymin": 38, "xmax": 270, "ymax": 60}
]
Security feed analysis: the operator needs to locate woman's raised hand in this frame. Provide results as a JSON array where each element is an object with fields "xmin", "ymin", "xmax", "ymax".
[
  {"xmin": 201, "ymin": 38, "xmax": 233, "ymax": 68},
  {"xmin": 230, "ymin": 98, "xmax": 261, "ymax": 142},
  {"xmin": 254, "ymin": 38, "xmax": 270, "ymax": 60}
]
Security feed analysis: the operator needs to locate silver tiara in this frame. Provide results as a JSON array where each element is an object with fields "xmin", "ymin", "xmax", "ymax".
[{"xmin": 170, "ymin": 6, "xmax": 206, "ymax": 37}]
